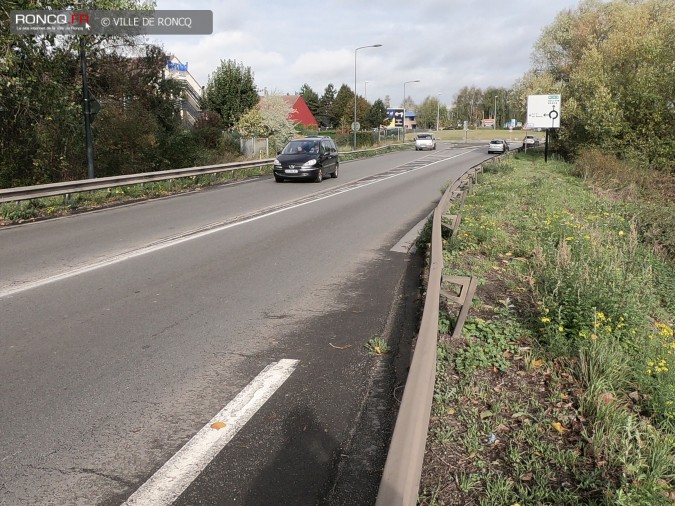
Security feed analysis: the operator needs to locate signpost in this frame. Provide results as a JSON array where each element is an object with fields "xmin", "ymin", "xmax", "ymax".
[{"xmin": 526, "ymin": 94, "xmax": 561, "ymax": 162}]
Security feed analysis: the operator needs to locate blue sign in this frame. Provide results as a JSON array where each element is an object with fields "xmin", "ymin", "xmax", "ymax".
[{"xmin": 167, "ymin": 61, "xmax": 188, "ymax": 72}]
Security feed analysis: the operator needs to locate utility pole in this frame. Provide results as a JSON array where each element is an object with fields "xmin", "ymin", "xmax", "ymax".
[
  {"xmin": 80, "ymin": 36, "xmax": 95, "ymax": 179},
  {"xmin": 354, "ymin": 44, "xmax": 382, "ymax": 149}
]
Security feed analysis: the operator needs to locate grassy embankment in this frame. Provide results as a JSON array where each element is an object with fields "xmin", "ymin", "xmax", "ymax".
[{"xmin": 419, "ymin": 150, "xmax": 675, "ymax": 505}]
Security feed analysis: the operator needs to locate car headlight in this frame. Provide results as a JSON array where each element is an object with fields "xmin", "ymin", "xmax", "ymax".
[
  {"xmin": 301, "ymin": 159, "xmax": 317, "ymax": 168},
  {"xmin": 273, "ymin": 158, "xmax": 281, "ymax": 167}
]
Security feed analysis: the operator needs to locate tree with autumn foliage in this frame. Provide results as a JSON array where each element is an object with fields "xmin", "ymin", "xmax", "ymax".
[{"xmin": 532, "ymin": 0, "xmax": 675, "ymax": 169}]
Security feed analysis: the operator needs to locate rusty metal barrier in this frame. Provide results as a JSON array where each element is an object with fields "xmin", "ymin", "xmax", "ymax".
[{"xmin": 376, "ymin": 163, "xmax": 482, "ymax": 505}]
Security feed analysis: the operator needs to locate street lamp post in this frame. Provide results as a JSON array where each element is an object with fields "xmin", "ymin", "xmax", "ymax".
[
  {"xmin": 494, "ymin": 95, "xmax": 497, "ymax": 130},
  {"xmin": 436, "ymin": 92, "xmax": 443, "ymax": 132},
  {"xmin": 402, "ymin": 79, "xmax": 420, "ymax": 142},
  {"xmin": 354, "ymin": 44, "xmax": 382, "ymax": 149},
  {"xmin": 364, "ymin": 80, "xmax": 369, "ymax": 102}
]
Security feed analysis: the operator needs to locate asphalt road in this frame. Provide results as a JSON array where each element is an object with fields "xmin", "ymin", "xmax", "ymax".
[{"xmin": 0, "ymin": 144, "xmax": 494, "ymax": 505}]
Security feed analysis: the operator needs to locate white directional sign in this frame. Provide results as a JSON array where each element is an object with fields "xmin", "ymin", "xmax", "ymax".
[{"xmin": 526, "ymin": 94, "xmax": 561, "ymax": 129}]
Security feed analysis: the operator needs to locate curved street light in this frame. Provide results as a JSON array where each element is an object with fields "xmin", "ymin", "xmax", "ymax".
[
  {"xmin": 354, "ymin": 44, "xmax": 382, "ymax": 149},
  {"xmin": 402, "ymin": 80, "xmax": 420, "ymax": 142}
]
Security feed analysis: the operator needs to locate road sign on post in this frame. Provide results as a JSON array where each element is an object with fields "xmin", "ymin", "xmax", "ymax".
[
  {"xmin": 527, "ymin": 94, "xmax": 561, "ymax": 163},
  {"xmin": 526, "ymin": 94, "xmax": 561, "ymax": 129}
]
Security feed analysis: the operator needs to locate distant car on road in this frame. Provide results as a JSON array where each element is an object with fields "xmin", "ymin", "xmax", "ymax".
[
  {"xmin": 488, "ymin": 139, "xmax": 508, "ymax": 154},
  {"xmin": 415, "ymin": 133, "xmax": 436, "ymax": 151},
  {"xmin": 523, "ymin": 135, "xmax": 540, "ymax": 148},
  {"xmin": 273, "ymin": 136, "xmax": 339, "ymax": 183}
]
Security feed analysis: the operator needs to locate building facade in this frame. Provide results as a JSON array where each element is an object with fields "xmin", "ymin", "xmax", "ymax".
[{"xmin": 164, "ymin": 56, "xmax": 202, "ymax": 125}]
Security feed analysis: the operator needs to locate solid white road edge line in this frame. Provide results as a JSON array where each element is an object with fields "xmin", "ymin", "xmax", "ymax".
[
  {"xmin": 123, "ymin": 358, "xmax": 299, "ymax": 506},
  {"xmin": 0, "ymin": 148, "xmax": 479, "ymax": 299}
]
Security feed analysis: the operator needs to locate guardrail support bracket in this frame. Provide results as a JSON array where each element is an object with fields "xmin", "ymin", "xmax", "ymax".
[
  {"xmin": 440, "ymin": 214, "xmax": 462, "ymax": 239},
  {"xmin": 440, "ymin": 275, "xmax": 478, "ymax": 338}
]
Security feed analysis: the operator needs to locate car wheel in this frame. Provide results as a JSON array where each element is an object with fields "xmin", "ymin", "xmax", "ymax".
[
  {"xmin": 274, "ymin": 175, "xmax": 284, "ymax": 183},
  {"xmin": 314, "ymin": 168, "xmax": 323, "ymax": 183},
  {"xmin": 330, "ymin": 162, "xmax": 339, "ymax": 178}
]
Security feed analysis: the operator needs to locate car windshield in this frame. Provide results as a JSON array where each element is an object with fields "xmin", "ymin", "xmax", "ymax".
[
  {"xmin": 281, "ymin": 140, "xmax": 320, "ymax": 155},
  {"xmin": 417, "ymin": 134, "xmax": 432, "ymax": 139},
  {"xmin": 490, "ymin": 140, "xmax": 502, "ymax": 144}
]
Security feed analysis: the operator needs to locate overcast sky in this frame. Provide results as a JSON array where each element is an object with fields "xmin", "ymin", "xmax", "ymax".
[{"xmin": 152, "ymin": 0, "xmax": 582, "ymax": 107}]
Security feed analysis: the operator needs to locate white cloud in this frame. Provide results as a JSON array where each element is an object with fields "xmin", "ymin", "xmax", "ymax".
[{"xmin": 154, "ymin": 0, "xmax": 582, "ymax": 104}]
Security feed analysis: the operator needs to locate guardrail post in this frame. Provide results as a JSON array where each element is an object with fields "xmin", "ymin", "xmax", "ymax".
[
  {"xmin": 440, "ymin": 275, "xmax": 478, "ymax": 338},
  {"xmin": 441, "ymin": 214, "xmax": 462, "ymax": 240},
  {"xmin": 458, "ymin": 189, "xmax": 468, "ymax": 209}
]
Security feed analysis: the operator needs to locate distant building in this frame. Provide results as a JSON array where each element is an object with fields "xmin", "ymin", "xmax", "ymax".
[
  {"xmin": 404, "ymin": 111, "xmax": 417, "ymax": 130},
  {"xmin": 258, "ymin": 95, "xmax": 318, "ymax": 128},
  {"xmin": 164, "ymin": 55, "xmax": 202, "ymax": 125}
]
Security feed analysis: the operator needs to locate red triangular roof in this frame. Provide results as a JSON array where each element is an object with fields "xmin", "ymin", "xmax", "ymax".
[{"xmin": 259, "ymin": 95, "xmax": 318, "ymax": 128}]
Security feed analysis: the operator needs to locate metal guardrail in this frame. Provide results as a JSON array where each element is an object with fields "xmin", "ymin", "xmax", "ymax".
[
  {"xmin": 0, "ymin": 143, "xmax": 413, "ymax": 204},
  {"xmin": 376, "ymin": 151, "xmax": 511, "ymax": 505},
  {"xmin": 0, "ymin": 159, "xmax": 275, "ymax": 204},
  {"xmin": 375, "ymin": 165, "xmax": 478, "ymax": 505}
]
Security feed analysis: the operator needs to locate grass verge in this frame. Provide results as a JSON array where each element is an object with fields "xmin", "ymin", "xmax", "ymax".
[{"xmin": 419, "ymin": 151, "xmax": 675, "ymax": 505}]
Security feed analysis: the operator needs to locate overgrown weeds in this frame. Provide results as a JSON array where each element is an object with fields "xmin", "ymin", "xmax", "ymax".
[{"xmin": 420, "ymin": 152, "xmax": 674, "ymax": 505}]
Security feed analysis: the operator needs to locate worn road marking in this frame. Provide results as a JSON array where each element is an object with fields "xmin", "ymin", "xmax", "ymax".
[{"xmin": 124, "ymin": 359, "xmax": 299, "ymax": 505}]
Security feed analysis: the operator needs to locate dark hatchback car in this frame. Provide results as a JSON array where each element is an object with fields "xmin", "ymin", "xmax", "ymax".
[{"xmin": 273, "ymin": 136, "xmax": 339, "ymax": 183}]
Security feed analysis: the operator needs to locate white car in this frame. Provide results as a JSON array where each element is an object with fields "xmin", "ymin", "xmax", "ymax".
[
  {"xmin": 523, "ymin": 135, "xmax": 540, "ymax": 148},
  {"xmin": 488, "ymin": 139, "xmax": 508, "ymax": 154},
  {"xmin": 415, "ymin": 133, "xmax": 436, "ymax": 151}
]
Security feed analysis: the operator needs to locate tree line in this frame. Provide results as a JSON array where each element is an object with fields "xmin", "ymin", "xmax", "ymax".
[
  {"xmin": 2, "ymin": 0, "xmax": 671, "ymax": 189},
  {"xmin": 521, "ymin": 0, "xmax": 674, "ymax": 170},
  {"xmin": 296, "ymin": 82, "xmax": 388, "ymax": 132},
  {"xmin": 423, "ymin": 0, "xmax": 673, "ymax": 172},
  {"xmin": 1, "ymin": 1, "xmax": 248, "ymax": 189}
]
